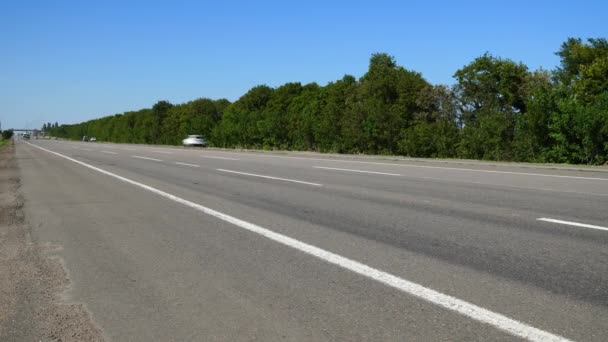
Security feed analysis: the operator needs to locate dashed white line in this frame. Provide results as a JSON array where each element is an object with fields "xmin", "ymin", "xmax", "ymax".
[
  {"xmin": 537, "ymin": 218, "xmax": 608, "ymax": 232},
  {"xmin": 80, "ymin": 148, "xmax": 93, "ymax": 151},
  {"xmin": 132, "ymin": 156, "xmax": 162, "ymax": 162},
  {"xmin": 100, "ymin": 151, "xmax": 117, "ymax": 154},
  {"xmin": 151, "ymin": 150, "xmax": 173, "ymax": 154},
  {"xmin": 120, "ymin": 148, "xmax": 137, "ymax": 151},
  {"xmin": 224, "ymin": 153, "xmax": 607, "ymax": 181},
  {"xmin": 201, "ymin": 155, "xmax": 240, "ymax": 161},
  {"xmin": 313, "ymin": 166, "xmax": 401, "ymax": 176},
  {"xmin": 25, "ymin": 141, "xmax": 573, "ymax": 342},
  {"xmin": 217, "ymin": 169, "xmax": 323, "ymax": 187},
  {"xmin": 175, "ymin": 162, "xmax": 200, "ymax": 168}
]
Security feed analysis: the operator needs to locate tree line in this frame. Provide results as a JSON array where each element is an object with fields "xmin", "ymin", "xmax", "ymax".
[{"xmin": 46, "ymin": 37, "xmax": 608, "ymax": 165}]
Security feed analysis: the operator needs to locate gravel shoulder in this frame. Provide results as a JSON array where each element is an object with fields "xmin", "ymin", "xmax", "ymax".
[{"xmin": 0, "ymin": 140, "xmax": 104, "ymax": 342}]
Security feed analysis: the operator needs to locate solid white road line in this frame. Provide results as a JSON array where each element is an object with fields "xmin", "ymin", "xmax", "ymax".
[
  {"xmin": 132, "ymin": 155, "xmax": 162, "ymax": 162},
  {"xmin": 217, "ymin": 169, "xmax": 323, "ymax": 187},
  {"xmin": 313, "ymin": 166, "xmax": 401, "ymax": 176},
  {"xmin": 151, "ymin": 150, "xmax": 173, "ymax": 154},
  {"xmin": 224, "ymin": 153, "xmax": 607, "ymax": 182},
  {"xmin": 201, "ymin": 155, "xmax": 240, "ymax": 161},
  {"xmin": 24, "ymin": 141, "xmax": 572, "ymax": 342},
  {"xmin": 175, "ymin": 162, "xmax": 200, "ymax": 168},
  {"xmin": 537, "ymin": 218, "xmax": 608, "ymax": 232},
  {"xmin": 101, "ymin": 151, "xmax": 117, "ymax": 154}
]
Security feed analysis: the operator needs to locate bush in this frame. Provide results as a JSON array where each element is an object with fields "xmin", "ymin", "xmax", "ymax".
[{"xmin": 1, "ymin": 130, "xmax": 14, "ymax": 140}]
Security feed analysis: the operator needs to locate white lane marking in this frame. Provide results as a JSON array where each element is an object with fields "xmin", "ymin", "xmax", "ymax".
[
  {"xmin": 470, "ymin": 182, "xmax": 608, "ymax": 197},
  {"xmin": 151, "ymin": 150, "xmax": 173, "ymax": 154},
  {"xmin": 313, "ymin": 166, "xmax": 401, "ymax": 176},
  {"xmin": 201, "ymin": 155, "xmax": 240, "ymax": 161},
  {"xmin": 132, "ymin": 156, "xmax": 162, "ymax": 162},
  {"xmin": 120, "ymin": 148, "xmax": 137, "ymax": 151},
  {"xmin": 537, "ymin": 218, "xmax": 608, "ymax": 232},
  {"xmin": 80, "ymin": 148, "xmax": 93, "ymax": 151},
  {"xmin": 175, "ymin": 162, "xmax": 200, "ymax": 168},
  {"xmin": 224, "ymin": 153, "xmax": 608, "ymax": 182},
  {"xmin": 100, "ymin": 151, "xmax": 117, "ymax": 154},
  {"xmin": 217, "ymin": 169, "xmax": 323, "ymax": 187},
  {"xmin": 24, "ymin": 141, "xmax": 573, "ymax": 342}
]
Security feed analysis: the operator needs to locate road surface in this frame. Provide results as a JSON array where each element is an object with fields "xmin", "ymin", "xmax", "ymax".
[{"xmin": 14, "ymin": 139, "xmax": 608, "ymax": 341}]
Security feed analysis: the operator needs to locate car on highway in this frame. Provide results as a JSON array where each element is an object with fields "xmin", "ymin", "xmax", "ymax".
[
  {"xmin": 90, "ymin": 137, "xmax": 97, "ymax": 142},
  {"xmin": 182, "ymin": 135, "xmax": 207, "ymax": 147},
  {"xmin": 82, "ymin": 136, "xmax": 89, "ymax": 142}
]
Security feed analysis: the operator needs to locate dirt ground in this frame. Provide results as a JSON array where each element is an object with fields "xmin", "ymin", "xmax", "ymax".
[{"xmin": 0, "ymin": 140, "xmax": 105, "ymax": 342}]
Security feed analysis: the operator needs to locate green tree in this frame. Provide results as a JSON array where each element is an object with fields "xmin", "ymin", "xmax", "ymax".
[
  {"xmin": 2, "ymin": 130, "xmax": 14, "ymax": 140},
  {"xmin": 356, "ymin": 53, "xmax": 429, "ymax": 154},
  {"xmin": 212, "ymin": 85, "xmax": 273, "ymax": 148},
  {"xmin": 399, "ymin": 85, "xmax": 459, "ymax": 157},
  {"xmin": 453, "ymin": 53, "xmax": 530, "ymax": 160}
]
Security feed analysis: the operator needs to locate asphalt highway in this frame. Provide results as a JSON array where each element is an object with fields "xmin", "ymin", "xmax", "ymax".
[{"xmin": 15, "ymin": 139, "xmax": 608, "ymax": 341}]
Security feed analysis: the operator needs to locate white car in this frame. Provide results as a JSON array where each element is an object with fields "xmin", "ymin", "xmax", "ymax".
[
  {"xmin": 90, "ymin": 137, "xmax": 97, "ymax": 142},
  {"xmin": 182, "ymin": 135, "xmax": 207, "ymax": 147}
]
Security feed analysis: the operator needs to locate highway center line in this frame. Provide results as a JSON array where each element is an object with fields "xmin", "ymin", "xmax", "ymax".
[
  {"xmin": 175, "ymin": 162, "xmax": 200, "ymax": 168},
  {"xmin": 101, "ymin": 150, "xmax": 117, "ymax": 154},
  {"xmin": 217, "ymin": 169, "xmax": 323, "ymax": 187},
  {"xmin": 25, "ymin": 141, "xmax": 572, "ymax": 342},
  {"xmin": 537, "ymin": 218, "xmax": 608, "ymax": 232},
  {"xmin": 313, "ymin": 166, "xmax": 401, "ymax": 176},
  {"xmin": 132, "ymin": 155, "xmax": 163, "ymax": 162},
  {"xmin": 201, "ymin": 155, "xmax": 240, "ymax": 161}
]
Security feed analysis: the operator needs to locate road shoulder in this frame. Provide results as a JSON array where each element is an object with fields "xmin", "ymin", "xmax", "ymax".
[{"xmin": 0, "ymin": 140, "xmax": 104, "ymax": 341}]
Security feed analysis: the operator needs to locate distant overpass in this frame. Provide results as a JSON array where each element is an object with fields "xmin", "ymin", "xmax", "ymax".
[{"xmin": 8, "ymin": 129, "xmax": 39, "ymax": 133}]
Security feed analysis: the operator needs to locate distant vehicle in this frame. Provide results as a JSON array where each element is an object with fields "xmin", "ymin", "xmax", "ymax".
[
  {"xmin": 90, "ymin": 137, "xmax": 97, "ymax": 142},
  {"xmin": 82, "ymin": 136, "xmax": 89, "ymax": 142},
  {"xmin": 182, "ymin": 135, "xmax": 207, "ymax": 147},
  {"xmin": 23, "ymin": 134, "xmax": 30, "ymax": 140}
]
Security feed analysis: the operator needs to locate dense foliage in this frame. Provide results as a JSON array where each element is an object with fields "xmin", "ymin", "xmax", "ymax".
[
  {"xmin": 1, "ymin": 130, "xmax": 14, "ymax": 140},
  {"xmin": 46, "ymin": 38, "xmax": 608, "ymax": 164}
]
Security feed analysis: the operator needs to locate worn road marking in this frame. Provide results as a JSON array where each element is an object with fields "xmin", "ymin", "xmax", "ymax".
[
  {"xmin": 25, "ymin": 142, "xmax": 573, "ymax": 342},
  {"xmin": 175, "ymin": 162, "xmax": 200, "ymax": 168},
  {"xmin": 217, "ymin": 169, "xmax": 322, "ymax": 187},
  {"xmin": 120, "ymin": 148, "xmax": 137, "ymax": 151},
  {"xmin": 132, "ymin": 156, "xmax": 162, "ymax": 162},
  {"xmin": 537, "ymin": 218, "xmax": 608, "ymax": 232},
  {"xmin": 151, "ymin": 150, "xmax": 173, "ymax": 154},
  {"xmin": 222, "ymin": 153, "xmax": 607, "ymax": 181},
  {"xmin": 201, "ymin": 155, "xmax": 240, "ymax": 161},
  {"xmin": 313, "ymin": 166, "xmax": 401, "ymax": 176},
  {"xmin": 101, "ymin": 151, "xmax": 117, "ymax": 154}
]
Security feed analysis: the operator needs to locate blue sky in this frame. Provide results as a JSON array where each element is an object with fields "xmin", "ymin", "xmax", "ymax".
[{"xmin": 1, "ymin": 0, "xmax": 606, "ymax": 130}]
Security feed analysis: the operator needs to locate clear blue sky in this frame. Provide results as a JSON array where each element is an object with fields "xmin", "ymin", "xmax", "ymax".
[{"xmin": 1, "ymin": 0, "xmax": 606, "ymax": 130}]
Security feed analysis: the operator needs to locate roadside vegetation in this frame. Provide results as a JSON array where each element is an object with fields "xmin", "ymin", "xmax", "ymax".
[
  {"xmin": 1, "ymin": 130, "xmax": 14, "ymax": 149},
  {"xmin": 45, "ymin": 37, "xmax": 608, "ymax": 165}
]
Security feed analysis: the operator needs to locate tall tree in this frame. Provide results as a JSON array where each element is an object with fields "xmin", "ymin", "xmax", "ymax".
[{"xmin": 453, "ymin": 53, "xmax": 529, "ymax": 160}]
